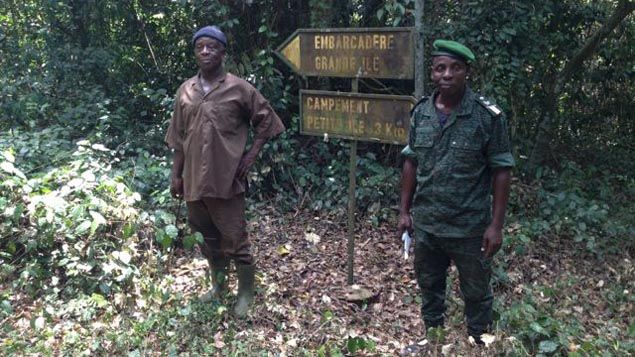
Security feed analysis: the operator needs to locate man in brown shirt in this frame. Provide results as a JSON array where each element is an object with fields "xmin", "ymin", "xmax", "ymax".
[{"xmin": 165, "ymin": 25, "xmax": 284, "ymax": 317}]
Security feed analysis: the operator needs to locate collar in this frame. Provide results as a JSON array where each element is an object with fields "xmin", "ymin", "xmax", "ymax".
[
  {"xmin": 422, "ymin": 86, "xmax": 475, "ymax": 117},
  {"xmin": 189, "ymin": 71, "xmax": 227, "ymax": 88}
]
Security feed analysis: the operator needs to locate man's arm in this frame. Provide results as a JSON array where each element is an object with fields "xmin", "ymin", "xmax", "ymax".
[
  {"xmin": 235, "ymin": 137, "xmax": 267, "ymax": 181},
  {"xmin": 482, "ymin": 168, "xmax": 512, "ymax": 257},
  {"xmin": 237, "ymin": 86, "xmax": 285, "ymax": 181},
  {"xmin": 170, "ymin": 149, "xmax": 185, "ymax": 198},
  {"xmin": 398, "ymin": 157, "xmax": 417, "ymax": 234}
]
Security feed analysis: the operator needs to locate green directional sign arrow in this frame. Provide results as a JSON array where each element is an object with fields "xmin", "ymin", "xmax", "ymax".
[{"xmin": 275, "ymin": 27, "xmax": 414, "ymax": 79}]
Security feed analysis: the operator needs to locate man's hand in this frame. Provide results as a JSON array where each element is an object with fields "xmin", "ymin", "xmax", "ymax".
[
  {"xmin": 481, "ymin": 224, "xmax": 503, "ymax": 258},
  {"xmin": 398, "ymin": 212, "xmax": 413, "ymax": 236},
  {"xmin": 170, "ymin": 177, "xmax": 184, "ymax": 198},
  {"xmin": 236, "ymin": 152, "xmax": 256, "ymax": 181}
]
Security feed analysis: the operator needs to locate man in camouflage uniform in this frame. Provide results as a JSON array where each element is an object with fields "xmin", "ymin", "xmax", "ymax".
[{"xmin": 398, "ymin": 40, "xmax": 514, "ymax": 343}]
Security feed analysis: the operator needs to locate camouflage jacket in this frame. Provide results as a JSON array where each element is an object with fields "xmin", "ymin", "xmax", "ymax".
[{"xmin": 402, "ymin": 87, "xmax": 514, "ymax": 238}]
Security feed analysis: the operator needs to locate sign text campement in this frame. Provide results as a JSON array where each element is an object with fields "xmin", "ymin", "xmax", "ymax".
[{"xmin": 300, "ymin": 90, "xmax": 416, "ymax": 144}]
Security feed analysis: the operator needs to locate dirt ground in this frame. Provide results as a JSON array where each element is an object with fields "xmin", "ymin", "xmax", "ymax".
[{"xmin": 166, "ymin": 209, "xmax": 634, "ymax": 355}]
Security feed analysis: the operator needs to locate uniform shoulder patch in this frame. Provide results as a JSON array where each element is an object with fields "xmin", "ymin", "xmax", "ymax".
[
  {"xmin": 410, "ymin": 95, "xmax": 429, "ymax": 115},
  {"xmin": 476, "ymin": 96, "xmax": 502, "ymax": 116}
]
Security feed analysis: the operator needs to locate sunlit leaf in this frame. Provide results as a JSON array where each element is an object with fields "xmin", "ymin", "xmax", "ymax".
[
  {"xmin": 277, "ymin": 244, "xmax": 291, "ymax": 256},
  {"xmin": 164, "ymin": 224, "xmax": 178, "ymax": 239},
  {"xmin": 75, "ymin": 220, "xmax": 92, "ymax": 235},
  {"xmin": 2, "ymin": 150, "xmax": 15, "ymax": 163},
  {"xmin": 538, "ymin": 340, "xmax": 559, "ymax": 353}
]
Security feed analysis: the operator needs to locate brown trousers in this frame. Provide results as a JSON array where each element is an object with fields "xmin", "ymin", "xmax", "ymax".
[{"xmin": 186, "ymin": 193, "xmax": 253, "ymax": 266}]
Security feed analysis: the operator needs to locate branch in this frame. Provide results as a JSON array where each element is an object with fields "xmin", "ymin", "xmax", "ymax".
[
  {"xmin": 557, "ymin": 0, "xmax": 635, "ymax": 91},
  {"xmin": 132, "ymin": 0, "xmax": 161, "ymax": 73}
]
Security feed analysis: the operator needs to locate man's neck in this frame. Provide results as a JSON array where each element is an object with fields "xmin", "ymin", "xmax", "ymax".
[
  {"xmin": 435, "ymin": 86, "xmax": 466, "ymax": 114},
  {"xmin": 200, "ymin": 66, "xmax": 224, "ymax": 83}
]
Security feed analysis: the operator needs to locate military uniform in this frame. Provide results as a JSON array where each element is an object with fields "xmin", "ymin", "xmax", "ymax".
[{"xmin": 402, "ymin": 86, "xmax": 514, "ymax": 336}]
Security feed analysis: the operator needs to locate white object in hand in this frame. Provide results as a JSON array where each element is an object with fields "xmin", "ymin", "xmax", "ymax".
[{"xmin": 402, "ymin": 231, "xmax": 411, "ymax": 260}]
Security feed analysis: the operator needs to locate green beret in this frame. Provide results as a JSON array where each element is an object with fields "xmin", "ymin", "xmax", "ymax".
[{"xmin": 432, "ymin": 39, "xmax": 475, "ymax": 64}]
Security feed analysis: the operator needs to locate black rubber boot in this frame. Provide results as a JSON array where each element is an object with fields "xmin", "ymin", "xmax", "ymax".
[
  {"xmin": 200, "ymin": 259, "xmax": 228, "ymax": 302},
  {"xmin": 233, "ymin": 264, "xmax": 255, "ymax": 317}
]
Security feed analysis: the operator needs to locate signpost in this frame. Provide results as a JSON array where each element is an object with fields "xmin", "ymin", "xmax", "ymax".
[
  {"xmin": 276, "ymin": 27, "xmax": 415, "ymax": 285},
  {"xmin": 276, "ymin": 28, "xmax": 414, "ymax": 79},
  {"xmin": 300, "ymin": 90, "xmax": 415, "ymax": 144}
]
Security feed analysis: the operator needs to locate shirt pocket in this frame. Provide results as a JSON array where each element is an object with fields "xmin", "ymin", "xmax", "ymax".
[
  {"xmin": 413, "ymin": 127, "xmax": 434, "ymax": 148},
  {"xmin": 413, "ymin": 127, "xmax": 435, "ymax": 172},
  {"xmin": 449, "ymin": 140, "xmax": 482, "ymax": 174},
  {"xmin": 201, "ymin": 100, "xmax": 241, "ymax": 133}
]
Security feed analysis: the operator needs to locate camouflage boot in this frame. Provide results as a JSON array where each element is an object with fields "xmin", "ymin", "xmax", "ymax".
[
  {"xmin": 200, "ymin": 259, "xmax": 228, "ymax": 302},
  {"xmin": 233, "ymin": 264, "xmax": 255, "ymax": 318}
]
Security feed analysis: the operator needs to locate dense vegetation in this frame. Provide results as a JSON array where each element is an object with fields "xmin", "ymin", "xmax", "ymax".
[{"xmin": 1, "ymin": 0, "xmax": 633, "ymax": 355}]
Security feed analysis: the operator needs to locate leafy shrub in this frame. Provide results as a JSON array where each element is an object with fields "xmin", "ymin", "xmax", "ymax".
[{"xmin": 0, "ymin": 133, "xmax": 197, "ymax": 302}]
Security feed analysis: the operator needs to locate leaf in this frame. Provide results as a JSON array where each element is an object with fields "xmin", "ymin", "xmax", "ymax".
[
  {"xmin": 76, "ymin": 220, "xmax": 92, "ymax": 235},
  {"xmin": 164, "ymin": 224, "xmax": 178, "ymax": 239},
  {"xmin": 530, "ymin": 321, "xmax": 547, "ymax": 335},
  {"xmin": 347, "ymin": 337, "xmax": 361, "ymax": 353},
  {"xmin": 33, "ymin": 316, "xmax": 46, "ymax": 330},
  {"xmin": 321, "ymin": 309, "xmax": 333, "ymax": 322},
  {"xmin": 116, "ymin": 251, "xmax": 132, "ymax": 264},
  {"xmin": 122, "ymin": 223, "xmax": 135, "ymax": 239},
  {"xmin": 258, "ymin": 25, "xmax": 267, "ymax": 33},
  {"xmin": 90, "ymin": 293, "xmax": 108, "ymax": 308},
  {"xmin": 90, "ymin": 211, "xmax": 107, "ymax": 226},
  {"xmin": 90, "ymin": 143, "xmax": 109, "ymax": 152},
  {"xmin": 0, "ymin": 161, "xmax": 25, "ymax": 179},
  {"xmin": 155, "ymin": 230, "xmax": 173, "ymax": 249},
  {"xmin": 441, "ymin": 343, "xmax": 453, "ymax": 356},
  {"xmin": 277, "ymin": 245, "xmax": 291, "ymax": 256},
  {"xmin": 2, "ymin": 150, "xmax": 15, "ymax": 163},
  {"xmin": 0, "ymin": 300, "xmax": 13, "ymax": 314},
  {"xmin": 182, "ymin": 232, "xmax": 203, "ymax": 249},
  {"xmin": 213, "ymin": 331, "xmax": 225, "ymax": 348},
  {"xmin": 376, "ymin": 8, "xmax": 384, "ymax": 20},
  {"xmin": 304, "ymin": 232, "xmax": 321, "ymax": 244},
  {"xmin": 538, "ymin": 340, "xmax": 559, "ymax": 353},
  {"xmin": 480, "ymin": 333, "xmax": 496, "ymax": 346},
  {"xmin": 0, "ymin": 161, "xmax": 14, "ymax": 174}
]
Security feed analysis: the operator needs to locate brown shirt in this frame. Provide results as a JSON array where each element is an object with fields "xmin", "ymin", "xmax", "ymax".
[{"xmin": 165, "ymin": 72, "xmax": 284, "ymax": 201}]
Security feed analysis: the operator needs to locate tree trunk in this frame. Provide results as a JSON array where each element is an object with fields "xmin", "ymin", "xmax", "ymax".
[{"xmin": 528, "ymin": 0, "xmax": 635, "ymax": 169}]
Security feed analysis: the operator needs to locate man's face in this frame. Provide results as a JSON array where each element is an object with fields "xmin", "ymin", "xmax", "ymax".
[
  {"xmin": 194, "ymin": 37, "xmax": 225, "ymax": 72},
  {"xmin": 430, "ymin": 56, "xmax": 468, "ymax": 97}
]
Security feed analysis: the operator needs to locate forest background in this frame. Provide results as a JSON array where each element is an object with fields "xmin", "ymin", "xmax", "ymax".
[{"xmin": 0, "ymin": 0, "xmax": 633, "ymax": 355}]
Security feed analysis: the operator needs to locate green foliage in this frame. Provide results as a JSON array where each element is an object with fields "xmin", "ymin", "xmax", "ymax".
[
  {"xmin": 346, "ymin": 335, "xmax": 377, "ymax": 354},
  {"xmin": 507, "ymin": 161, "xmax": 633, "ymax": 255},
  {"xmin": 0, "ymin": 129, "xmax": 200, "ymax": 300},
  {"xmin": 0, "ymin": 1, "xmax": 633, "ymax": 355},
  {"xmin": 496, "ymin": 287, "xmax": 632, "ymax": 356},
  {"xmin": 376, "ymin": 0, "xmax": 413, "ymax": 26}
]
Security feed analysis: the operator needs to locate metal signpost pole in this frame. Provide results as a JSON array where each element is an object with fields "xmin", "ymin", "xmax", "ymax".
[
  {"xmin": 346, "ymin": 78, "xmax": 359, "ymax": 285},
  {"xmin": 415, "ymin": 0, "xmax": 425, "ymax": 98}
]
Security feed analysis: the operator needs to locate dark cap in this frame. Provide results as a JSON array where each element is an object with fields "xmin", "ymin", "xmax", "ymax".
[
  {"xmin": 432, "ymin": 39, "xmax": 475, "ymax": 64},
  {"xmin": 192, "ymin": 25, "xmax": 227, "ymax": 47}
]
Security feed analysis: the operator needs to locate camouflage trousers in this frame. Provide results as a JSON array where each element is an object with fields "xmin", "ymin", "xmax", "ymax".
[{"xmin": 414, "ymin": 231, "xmax": 493, "ymax": 336}]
